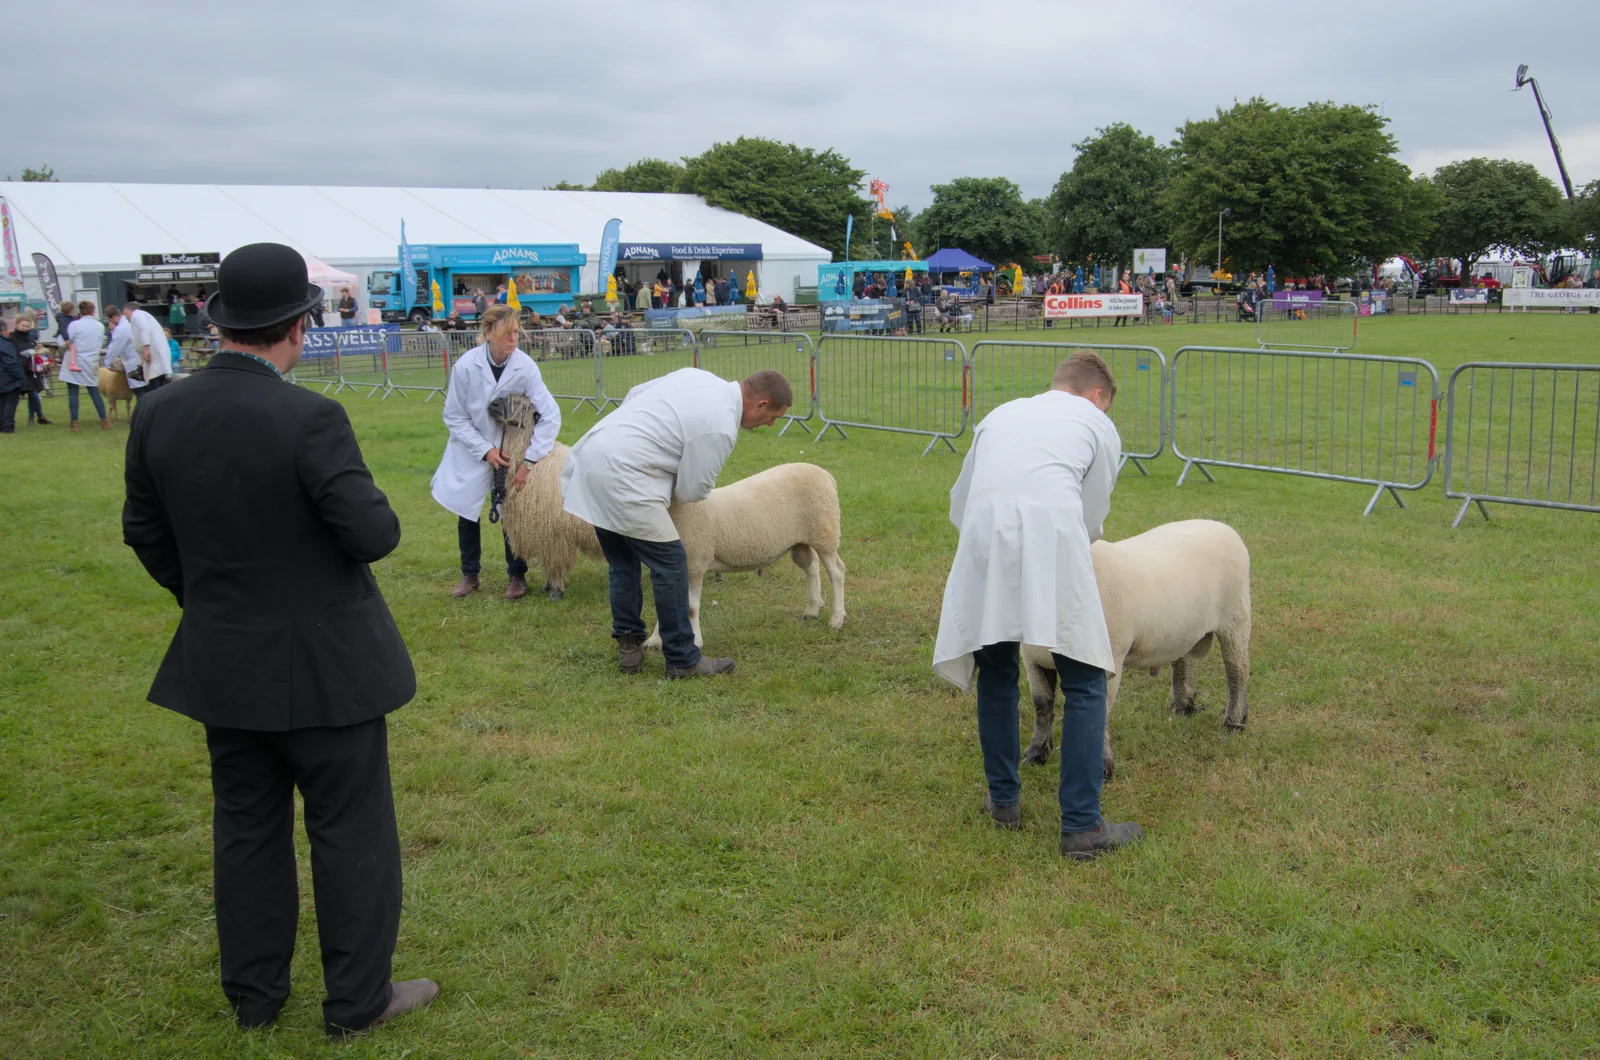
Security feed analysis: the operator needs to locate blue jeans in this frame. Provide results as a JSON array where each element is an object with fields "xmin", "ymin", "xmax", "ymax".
[
  {"xmin": 67, "ymin": 383, "xmax": 107, "ymax": 421},
  {"xmin": 594, "ymin": 527, "xmax": 699, "ymax": 670},
  {"xmin": 973, "ymin": 641, "xmax": 1106, "ymax": 834}
]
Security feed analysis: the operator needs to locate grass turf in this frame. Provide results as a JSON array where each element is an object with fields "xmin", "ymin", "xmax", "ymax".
[{"xmin": 2, "ymin": 312, "xmax": 1599, "ymax": 1057}]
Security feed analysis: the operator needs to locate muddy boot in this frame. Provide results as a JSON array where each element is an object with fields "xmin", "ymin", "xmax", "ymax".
[
  {"xmin": 1059, "ymin": 821, "xmax": 1145, "ymax": 861},
  {"xmin": 665, "ymin": 656, "xmax": 735, "ymax": 680},
  {"xmin": 616, "ymin": 635, "xmax": 644, "ymax": 674},
  {"xmin": 450, "ymin": 574, "xmax": 480, "ymax": 598},
  {"xmin": 503, "ymin": 576, "xmax": 528, "ymax": 600},
  {"xmin": 983, "ymin": 795, "xmax": 1021, "ymax": 830}
]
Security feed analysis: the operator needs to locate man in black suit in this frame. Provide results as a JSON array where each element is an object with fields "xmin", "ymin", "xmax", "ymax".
[{"xmin": 122, "ymin": 243, "xmax": 438, "ymax": 1039}]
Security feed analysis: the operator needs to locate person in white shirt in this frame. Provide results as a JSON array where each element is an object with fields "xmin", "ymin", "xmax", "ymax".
[
  {"xmin": 932, "ymin": 351, "xmax": 1144, "ymax": 861},
  {"xmin": 104, "ymin": 306, "xmax": 141, "ymax": 390},
  {"xmin": 58, "ymin": 299, "xmax": 109, "ymax": 430},
  {"xmin": 560, "ymin": 366, "xmax": 792, "ymax": 678},
  {"xmin": 125, "ymin": 301, "xmax": 173, "ymax": 392},
  {"xmin": 430, "ymin": 304, "xmax": 560, "ymax": 601}
]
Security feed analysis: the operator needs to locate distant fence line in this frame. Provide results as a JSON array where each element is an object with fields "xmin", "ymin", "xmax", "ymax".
[{"xmin": 280, "ymin": 327, "xmax": 1596, "ymax": 527}]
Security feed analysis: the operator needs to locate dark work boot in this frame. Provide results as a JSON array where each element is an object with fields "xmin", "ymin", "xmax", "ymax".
[
  {"xmin": 983, "ymin": 795, "xmax": 1021, "ymax": 830},
  {"xmin": 664, "ymin": 656, "xmax": 735, "ymax": 680},
  {"xmin": 451, "ymin": 574, "xmax": 480, "ymax": 598},
  {"xmin": 1059, "ymin": 821, "xmax": 1145, "ymax": 861},
  {"xmin": 617, "ymin": 636, "xmax": 644, "ymax": 674},
  {"xmin": 503, "ymin": 576, "xmax": 528, "ymax": 601},
  {"xmin": 328, "ymin": 978, "xmax": 440, "ymax": 1040}
]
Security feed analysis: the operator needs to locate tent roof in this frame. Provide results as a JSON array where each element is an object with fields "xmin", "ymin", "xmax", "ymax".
[
  {"xmin": 1, "ymin": 183, "xmax": 831, "ymax": 270},
  {"xmin": 923, "ymin": 247, "xmax": 994, "ymax": 272}
]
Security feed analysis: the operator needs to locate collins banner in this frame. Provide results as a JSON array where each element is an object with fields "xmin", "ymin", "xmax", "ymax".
[{"xmin": 1043, "ymin": 293, "xmax": 1143, "ymax": 318}]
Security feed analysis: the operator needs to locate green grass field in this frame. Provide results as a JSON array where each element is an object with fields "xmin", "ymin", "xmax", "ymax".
[{"xmin": 3, "ymin": 313, "xmax": 1599, "ymax": 1057}]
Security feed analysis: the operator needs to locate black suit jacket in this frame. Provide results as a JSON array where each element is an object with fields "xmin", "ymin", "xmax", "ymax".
[{"xmin": 123, "ymin": 352, "xmax": 415, "ymax": 731}]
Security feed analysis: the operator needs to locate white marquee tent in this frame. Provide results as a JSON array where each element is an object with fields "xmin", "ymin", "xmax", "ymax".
[{"xmin": 1, "ymin": 183, "xmax": 831, "ymax": 310}]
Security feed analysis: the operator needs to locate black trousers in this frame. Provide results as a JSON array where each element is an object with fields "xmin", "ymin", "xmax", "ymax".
[
  {"xmin": 205, "ymin": 716, "xmax": 401, "ymax": 1034},
  {"xmin": 457, "ymin": 515, "xmax": 526, "ymax": 578},
  {"xmin": 0, "ymin": 390, "xmax": 18, "ymax": 432}
]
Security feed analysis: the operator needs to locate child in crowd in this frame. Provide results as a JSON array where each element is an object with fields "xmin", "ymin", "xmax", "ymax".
[{"xmin": 164, "ymin": 327, "xmax": 182, "ymax": 373}]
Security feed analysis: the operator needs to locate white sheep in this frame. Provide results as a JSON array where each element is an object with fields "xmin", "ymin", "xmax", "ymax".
[
  {"xmin": 491, "ymin": 392, "xmax": 846, "ymax": 639},
  {"xmin": 1020, "ymin": 519, "xmax": 1251, "ymax": 779},
  {"xmin": 645, "ymin": 461, "xmax": 847, "ymax": 649}
]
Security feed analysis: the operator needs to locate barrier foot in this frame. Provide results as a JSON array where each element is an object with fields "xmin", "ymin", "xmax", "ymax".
[
  {"xmin": 819, "ymin": 421, "xmax": 848, "ymax": 441},
  {"xmin": 922, "ymin": 434, "xmax": 959, "ymax": 457},
  {"xmin": 1363, "ymin": 483, "xmax": 1407, "ymax": 517},
  {"xmin": 1176, "ymin": 460, "xmax": 1215, "ymax": 486},
  {"xmin": 390, "ymin": 387, "xmax": 409, "ymax": 398},
  {"xmin": 779, "ymin": 417, "xmax": 816, "ymax": 438},
  {"xmin": 364, "ymin": 384, "xmax": 384, "ymax": 399},
  {"xmin": 574, "ymin": 398, "xmax": 604, "ymax": 413},
  {"xmin": 425, "ymin": 390, "xmax": 440, "ymax": 403},
  {"xmin": 1451, "ymin": 497, "xmax": 1490, "ymax": 529},
  {"xmin": 1119, "ymin": 455, "xmax": 1151, "ymax": 477}
]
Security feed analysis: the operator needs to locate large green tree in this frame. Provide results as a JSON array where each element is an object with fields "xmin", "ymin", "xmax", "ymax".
[
  {"xmin": 591, "ymin": 158, "xmax": 686, "ymax": 193},
  {"xmin": 917, "ymin": 177, "xmax": 1043, "ymax": 265},
  {"xmin": 1565, "ymin": 178, "xmax": 1600, "ymax": 264},
  {"xmin": 5, "ymin": 164, "xmax": 57, "ymax": 182},
  {"xmin": 1045, "ymin": 124, "xmax": 1170, "ymax": 269},
  {"xmin": 1424, "ymin": 158, "xmax": 1566, "ymax": 286},
  {"xmin": 1165, "ymin": 99, "xmax": 1428, "ymax": 275},
  {"xmin": 679, "ymin": 137, "xmax": 870, "ymax": 259}
]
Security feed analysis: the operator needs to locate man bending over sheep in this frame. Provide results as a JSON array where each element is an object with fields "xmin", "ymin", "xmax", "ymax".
[
  {"xmin": 561, "ymin": 367, "xmax": 791, "ymax": 678},
  {"xmin": 933, "ymin": 351, "xmax": 1144, "ymax": 861}
]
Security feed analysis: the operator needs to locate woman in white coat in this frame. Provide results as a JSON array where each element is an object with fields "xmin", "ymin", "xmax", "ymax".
[
  {"xmin": 431, "ymin": 304, "xmax": 560, "ymax": 600},
  {"xmin": 59, "ymin": 299, "xmax": 109, "ymax": 430},
  {"xmin": 932, "ymin": 351, "xmax": 1143, "ymax": 861}
]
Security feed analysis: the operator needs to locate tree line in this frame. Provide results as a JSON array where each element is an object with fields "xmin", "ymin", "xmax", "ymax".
[{"xmin": 555, "ymin": 101, "xmax": 1600, "ymax": 281}]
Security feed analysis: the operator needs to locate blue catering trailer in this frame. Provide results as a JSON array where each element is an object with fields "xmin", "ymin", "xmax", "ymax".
[{"xmin": 366, "ymin": 243, "xmax": 588, "ymax": 322}]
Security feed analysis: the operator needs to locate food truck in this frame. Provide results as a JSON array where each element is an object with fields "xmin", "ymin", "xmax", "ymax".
[{"xmin": 367, "ymin": 243, "xmax": 587, "ymax": 322}]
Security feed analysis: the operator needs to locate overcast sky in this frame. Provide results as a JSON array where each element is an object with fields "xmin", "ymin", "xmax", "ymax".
[{"xmin": 10, "ymin": 2, "xmax": 1598, "ymax": 210}]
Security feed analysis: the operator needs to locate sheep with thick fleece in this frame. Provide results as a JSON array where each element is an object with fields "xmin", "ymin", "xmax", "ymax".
[
  {"xmin": 491, "ymin": 394, "xmax": 605, "ymax": 599},
  {"xmin": 490, "ymin": 391, "xmax": 846, "ymax": 639},
  {"xmin": 1021, "ymin": 519, "xmax": 1251, "ymax": 779}
]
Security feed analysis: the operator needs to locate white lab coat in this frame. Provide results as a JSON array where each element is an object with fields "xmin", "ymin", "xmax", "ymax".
[
  {"xmin": 932, "ymin": 390, "xmax": 1121, "ymax": 691},
  {"xmin": 561, "ymin": 367, "xmax": 742, "ymax": 542},
  {"xmin": 429, "ymin": 343, "xmax": 561, "ymax": 521},
  {"xmin": 59, "ymin": 317, "xmax": 106, "ymax": 387},
  {"xmin": 104, "ymin": 319, "xmax": 142, "ymax": 388},
  {"xmin": 128, "ymin": 309, "xmax": 172, "ymax": 379}
]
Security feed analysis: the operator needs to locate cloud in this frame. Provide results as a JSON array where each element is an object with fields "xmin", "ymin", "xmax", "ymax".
[{"xmin": 7, "ymin": 2, "xmax": 1598, "ymax": 207}]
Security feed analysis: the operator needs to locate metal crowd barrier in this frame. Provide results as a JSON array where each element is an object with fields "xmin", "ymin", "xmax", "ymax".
[
  {"xmin": 290, "ymin": 333, "xmax": 341, "ymax": 394},
  {"xmin": 1169, "ymin": 346, "xmax": 1439, "ymax": 514},
  {"xmin": 384, "ymin": 330, "xmax": 449, "ymax": 400},
  {"xmin": 968, "ymin": 341, "xmax": 1168, "ymax": 474},
  {"xmin": 695, "ymin": 330, "xmax": 818, "ymax": 436},
  {"xmin": 598, "ymin": 327, "xmax": 696, "ymax": 411},
  {"xmin": 816, "ymin": 334, "xmax": 969, "ymax": 455},
  {"xmin": 335, "ymin": 328, "xmax": 392, "ymax": 397},
  {"xmin": 1256, "ymin": 300, "xmax": 1358, "ymax": 352},
  {"xmin": 519, "ymin": 328, "xmax": 602, "ymax": 412},
  {"xmin": 1443, "ymin": 362, "xmax": 1600, "ymax": 527}
]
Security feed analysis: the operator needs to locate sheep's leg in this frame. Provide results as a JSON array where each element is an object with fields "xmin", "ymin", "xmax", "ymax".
[
  {"xmin": 1101, "ymin": 669, "xmax": 1123, "ymax": 781},
  {"xmin": 1169, "ymin": 656, "xmax": 1198, "ymax": 715},
  {"xmin": 791, "ymin": 545, "xmax": 822, "ymax": 620},
  {"xmin": 821, "ymin": 550, "xmax": 846, "ymax": 630},
  {"xmin": 1020, "ymin": 658, "xmax": 1057, "ymax": 766},
  {"xmin": 1217, "ymin": 624, "xmax": 1251, "ymax": 732}
]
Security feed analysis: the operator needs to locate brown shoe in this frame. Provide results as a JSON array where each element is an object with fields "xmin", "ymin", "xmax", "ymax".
[
  {"xmin": 983, "ymin": 794, "xmax": 1021, "ymax": 830},
  {"xmin": 617, "ymin": 635, "xmax": 644, "ymax": 674},
  {"xmin": 665, "ymin": 656, "xmax": 735, "ymax": 680},
  {"xmin": 503, "ymin": 576, "xmax": 528, "ymax": 600},
  {"xmin": 69, "ymin": 420, "xmax": 79, "ymax": 432},
  {"xmin": 451, "ymin": 574, "xmax": 480, "ymax": 598},
  {"xmin": 329, "ymin": 978, "xmax": 439, "ymax": 1039},
  {"xmin": 100, "ymin": 418, "xmax": 110, "ymax": 430},
  {"xmin": 1059, "ymin": 821, "xmax": 1145, "ymax": 861}
]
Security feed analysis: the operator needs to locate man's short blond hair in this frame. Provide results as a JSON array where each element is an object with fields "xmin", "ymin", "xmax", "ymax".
[{"xmin": 1052, "ymin": 350, "xmax": 1117, "ymax": 399}]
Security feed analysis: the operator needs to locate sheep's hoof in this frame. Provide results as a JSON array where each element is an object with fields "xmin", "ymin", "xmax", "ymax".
[
  {"xmin": 1171, "ymin": 698, "xmax": 1200, "ymax": 716},
  {"xmin": 1102, "ymin": 757, "xmax": 1116, "ymax": 781},
  {"xmin": 800, "ymin": 613, "xmax": 816, "ymax": 622},
  {"xmin": 545, "ymin": 586, "xmax": 564, "ymax": 601},
  {"xmin": 828, "ymin": 615, "xmax": 845, "ymax": 630},
  {"xmin": 1021, "ymin": 744, "xmax": 1051, "ymax": 766},
  {"xmin": 1223, "ymin": 718, "xmax": 1247, "ymax": 733}
]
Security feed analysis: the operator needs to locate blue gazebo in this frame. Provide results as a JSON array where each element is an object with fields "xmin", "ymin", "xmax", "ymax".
[{"xmin": 923, "ymin": 248, "xmax": 994, "ymax": 280}]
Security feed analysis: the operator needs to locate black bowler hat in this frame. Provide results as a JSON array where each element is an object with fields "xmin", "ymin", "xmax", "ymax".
[{"xmin": 204, "ymin": 243, "xmax": 324, "ymax": 329}]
